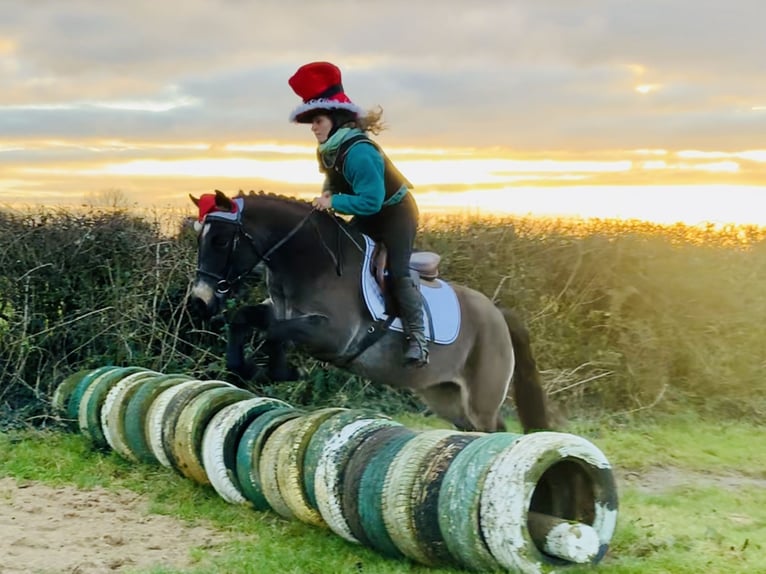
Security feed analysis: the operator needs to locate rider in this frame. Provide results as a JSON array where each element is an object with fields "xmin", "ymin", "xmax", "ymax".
[{"xmin": 288, "ymin": 61, "xmax": 428, "ymax": 367}]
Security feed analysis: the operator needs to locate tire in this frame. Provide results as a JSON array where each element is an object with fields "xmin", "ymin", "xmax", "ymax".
[
  {"xmin": 315, "ymin": 417, "xmax": 400, "ymax": 543},
  {"xmin": 171, "ymin": 386, "xmax": 255, "ymax": 484},
  {"xmin": 79, "ymin": 367, "xmax": 151, "ymax": 449},
  {"xmin": 203, "ymin": 397, "xmax": 292, "ymax": 505},
  {"xmin": 145, "ymin": 380, "xmax": 204, "ymax": 468},
  {"xmin": 438, "ymin": 433, "xmax": 522, "ymax": 571},
  {"xmin": 273, "ymin": 407, "xmax": 347, "ymax": 525},
  {"xmin": 159, "ymin": 380, "xmax": 234, "ymax": 474},
  {"xmin": 342, "ymin": 425, "xmax": 414, "ymax": 548},
  {"xmin": 356, "ymin": 430, "xmax": 419, "ymax": 558},
  {"xmin": 122, "ymin": 374, "xmax": 192, "ymax": 465},
  {"xmin": 66, "ymin": 366, "xmax": 122, "ymax": 430},
  {"xmin": 380, "ymin": 429, "xmax": 464, "ymax": 565},
  {"xmin": 52, "ymin": 369, "xmax": 92, "ymax": 421},
  {"xmin": 235, "ymin": 407, "xmax": 302, "ymax": 511},
  {"xmin": 479, "ymin": 431, "xmax": 618, "ymax": 572},
  {"xmin": 101, "ymin": 370, "xmax": 162, "ymax": 460},
  {"xmin": 410, "ymin": 433, "xmax": 479, "ymax": 566}
]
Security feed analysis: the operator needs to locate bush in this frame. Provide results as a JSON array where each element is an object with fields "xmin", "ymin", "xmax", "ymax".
[{"xmin": 1, "ymin": 206, "xmax": 764, "ymax": 428}]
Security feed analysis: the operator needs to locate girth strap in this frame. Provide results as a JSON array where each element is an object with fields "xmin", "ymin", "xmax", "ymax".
[{"xmin": 337, "ymin": 315, "xmax": 396, "ymax": 368}]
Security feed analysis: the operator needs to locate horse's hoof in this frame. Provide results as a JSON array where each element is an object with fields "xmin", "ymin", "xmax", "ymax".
[
  {"xmin": 227, "ymin": 360, "xmax": 258, "ymax": 381},
  {"xmin": 268, "ymin": 365, "xmax": 301, "ymax": 382}
]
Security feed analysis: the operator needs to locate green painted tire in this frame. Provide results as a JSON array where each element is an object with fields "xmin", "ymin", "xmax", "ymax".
[
  {"xmin": 315, "ymin": 417, "xmax": 401, "ymax": 543},
  {"xmin": 52, "ymin": 369, "xmax": 92, "ymax": 420},
  {"xmin": 438, "ymin": 433, "xmax": 521, "ymax": 571},
  {"xmin": 78, "ymin": 366, "xmax": 149, "ymax": 449},
  {"xmin": 203, "ymin": 397, "xmax": 293, "ymax": 505},
  {"xmin": 356, "ymin": 430, "xmax": 419, "ymax": 558},
  {"xmin": 171, "ymin": 386, "xmax": 254, "ymax": 484},
  {"xmin": 235, "ymin": 407, "xmax": 301, "ymax": 511},
  {"xmin": 65, "ymin": 366, "xmax": 120, "ymax": 429},
  {"xmin": 123, "ymin": 374, "xmax": 192, "ymax": 464},
  {"xmin": 302, "ymin": 409, "xmax": 383, "ymax": 509},
  {"xmin": 342, "ymin": 425, "xmax": 416, "ymax": 548}
]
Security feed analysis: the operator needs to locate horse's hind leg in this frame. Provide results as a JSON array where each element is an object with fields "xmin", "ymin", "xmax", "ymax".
[
  {"xmin": 462, "ymin": 345, "xmax": 514, "ymax": 433},
  {"xmin": 417, "ymin": 382, "xmax": 475, "ymax": 432}
]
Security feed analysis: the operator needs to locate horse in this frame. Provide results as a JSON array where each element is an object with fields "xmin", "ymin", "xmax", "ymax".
[{"xmin": 189, "ymin": 189, "xmax": 550, "ymax": 433}]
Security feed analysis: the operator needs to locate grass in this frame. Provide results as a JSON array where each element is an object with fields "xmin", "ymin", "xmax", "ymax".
[{"xmin": 1, "ymin": 413, "xmax": 765, "ymax": 574}]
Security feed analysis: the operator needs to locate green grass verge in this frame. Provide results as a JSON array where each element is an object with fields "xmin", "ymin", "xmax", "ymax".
[{"xmin": 1, "ymin": 413, "xmax": 764, "ymax": 574}]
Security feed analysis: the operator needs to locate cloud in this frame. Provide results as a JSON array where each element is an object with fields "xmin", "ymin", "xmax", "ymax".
[{"xmin": 1, "ymin": 0, "xmax": 765, "ymax": 184}]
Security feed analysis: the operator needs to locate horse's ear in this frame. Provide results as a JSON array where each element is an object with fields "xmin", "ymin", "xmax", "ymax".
[
  {"xmin": 189, "ymin": 194, "xmax": 200, "ymax": 207},
  {"xmin": 214, "ymin": 189, "xmax": 234, "ymax": 212}
]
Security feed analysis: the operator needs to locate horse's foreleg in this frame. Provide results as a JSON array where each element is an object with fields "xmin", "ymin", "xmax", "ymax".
[
  {"xmin": 226, "ymin": 303, "xmax": 273, "ymax": 380},
  {"xmin": 267, "ymin": 313, "xmax": 329, "ymax": 344},
  {"xmin": 262, "ymin": 337, "xmax": 299, "ymax": 382}
]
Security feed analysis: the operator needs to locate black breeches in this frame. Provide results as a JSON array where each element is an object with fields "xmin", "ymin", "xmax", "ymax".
[{"xmin": 351, "ymin": 192, "xmax": 419, "ymax": 280}]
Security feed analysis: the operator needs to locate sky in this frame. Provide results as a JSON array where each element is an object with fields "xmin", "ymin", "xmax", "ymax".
[{"xmin": 1, "ymin": 0, "xmax": 765, "ymax": 225}]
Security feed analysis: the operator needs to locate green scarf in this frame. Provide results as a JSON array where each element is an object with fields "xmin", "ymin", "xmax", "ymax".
[{"xmin": 318, "ymin": 127, "xmax": 360, "ymax": 167}]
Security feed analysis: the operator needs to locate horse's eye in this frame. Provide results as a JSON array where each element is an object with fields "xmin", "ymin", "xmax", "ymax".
[{"xmin": 211, "ymin": 235, "xmax": 229, "ymax": 249}]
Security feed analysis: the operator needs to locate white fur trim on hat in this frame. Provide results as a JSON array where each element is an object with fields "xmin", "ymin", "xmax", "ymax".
[{"xmin": 289, "ymin": 99, "xmax": 365, "ymax": 123}]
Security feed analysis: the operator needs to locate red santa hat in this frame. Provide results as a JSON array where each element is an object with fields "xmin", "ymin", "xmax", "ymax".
[{"xmin": 288, "ymin": 61, "xmax": 364, "ymax": 123}]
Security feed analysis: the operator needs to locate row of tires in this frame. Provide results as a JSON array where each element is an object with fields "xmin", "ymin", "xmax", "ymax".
[{"xmin": 53, "ymin": 365, "xmax": 617, "ymax": 573}]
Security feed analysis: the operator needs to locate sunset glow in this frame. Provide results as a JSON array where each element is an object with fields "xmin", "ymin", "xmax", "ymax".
[
  {"xmin": 3, "ymin": 138, "xmax": 765, "ymax": 227},
  {"xmin": 1, "ymin": 2, "xmax": 764, "ymax": 229}
]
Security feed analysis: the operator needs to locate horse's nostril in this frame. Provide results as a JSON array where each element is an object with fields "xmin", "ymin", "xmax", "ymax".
[{"xmin": 189, "ymin": 296, "xmax": 211, "ymax": 319}]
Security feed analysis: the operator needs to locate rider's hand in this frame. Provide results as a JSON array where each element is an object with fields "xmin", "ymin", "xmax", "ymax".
[{"xmin": 312, "ymin": 194, "xmax": 333, "ymax": 211}]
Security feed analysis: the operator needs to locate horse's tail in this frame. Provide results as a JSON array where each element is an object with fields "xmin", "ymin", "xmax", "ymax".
[{"xmin": 502, "ymin": 308, "xmax": 551, "ymax": 432}]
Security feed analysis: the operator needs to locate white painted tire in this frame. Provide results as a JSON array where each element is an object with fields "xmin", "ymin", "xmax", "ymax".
[
  {"xmin": 202, "ymin": 397, "xmax": 291, "ymax": 504},
  {"xmin": 100, "ymin": 370, "xmax": 160, "ymax": 459},
  {"xmin": 480, "ymin": 431, "xmax": 618, "ymax": 573},
  {"xmin": 145, "ymin": 380, "xmax": 202, "ymax": 467},
  {"xmin": 315, "ymin": 418, "xmax": 392, "ymax": 543}
]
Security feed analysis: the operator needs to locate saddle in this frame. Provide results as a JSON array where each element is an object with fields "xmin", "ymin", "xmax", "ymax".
[{"xmin": 371, "ymin": 243, "xmax": 441, "ymax": 291}]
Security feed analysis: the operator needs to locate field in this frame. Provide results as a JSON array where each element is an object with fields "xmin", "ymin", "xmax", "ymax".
[
  {"xmin": 1, "ymin": 415, "xmax": 765, "ymax": 574},
  {"xmin": 1, "ymin": 204, "xmax": 765, "ymax": 573}
]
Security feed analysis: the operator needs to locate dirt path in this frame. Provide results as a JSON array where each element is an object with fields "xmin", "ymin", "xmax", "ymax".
[
  {"xmin": 617, "ymin": 466, "xmax": 766, "ymax": 494},
  {"xmin": 2, "ymin": 467, "xmax": 765, "ymax": 574},
  {"xmin": 0, "ymin": 477, "xmax": 227, "ymax": 574}
]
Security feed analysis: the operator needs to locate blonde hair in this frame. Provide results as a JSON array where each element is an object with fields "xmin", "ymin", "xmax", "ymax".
[{"xmin": 357, "ymin": 105, "xmax": 386, "ymax": 135}]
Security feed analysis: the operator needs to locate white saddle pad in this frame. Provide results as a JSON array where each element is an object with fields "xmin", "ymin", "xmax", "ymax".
[{"xmin": 360, "ymin": 236, "xmax": 460, "ymax": 345}]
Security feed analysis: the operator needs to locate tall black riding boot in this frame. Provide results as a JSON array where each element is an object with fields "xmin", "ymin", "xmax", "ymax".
[{"xmin": 392, "ymin": 276, "xmax": 429, "ymax": 367}]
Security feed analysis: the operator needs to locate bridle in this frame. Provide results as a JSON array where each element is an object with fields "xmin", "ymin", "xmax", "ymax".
[{"xmin": 196, "ymin": 208, "xmax": 317, "ymax": 295}]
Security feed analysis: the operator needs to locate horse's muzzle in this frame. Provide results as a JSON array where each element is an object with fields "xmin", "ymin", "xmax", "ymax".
[{"xmin": 190, "ymin": 280, "xmax": 222, "ymax": 318}]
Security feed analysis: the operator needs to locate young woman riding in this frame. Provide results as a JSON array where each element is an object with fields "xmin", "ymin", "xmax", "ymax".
[{"xmin": 288, "ymin": 61, "xmax": 428, "ymax": 367}]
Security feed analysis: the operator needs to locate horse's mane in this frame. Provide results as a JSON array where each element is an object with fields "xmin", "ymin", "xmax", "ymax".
[
  {"xmin": 236, "ymin": 189, "xmax": 310, "ymax": 209},
  {"xmin": 236, "ymin": 189, "xmax": 356, "ymax": 234}
]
